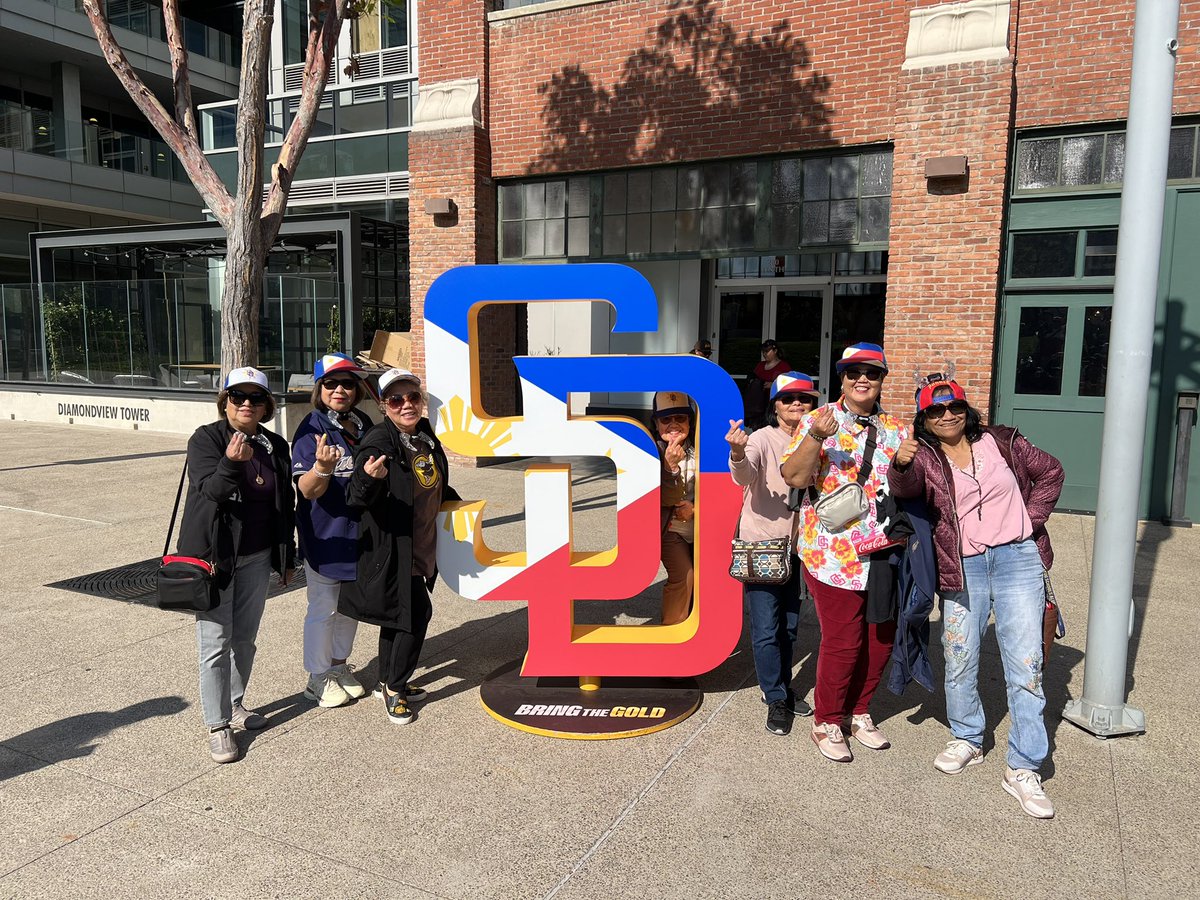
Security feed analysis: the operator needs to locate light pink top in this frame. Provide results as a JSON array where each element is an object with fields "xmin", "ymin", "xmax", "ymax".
[{"xmin": 949, "ymin": 433, "xmax": 1033, "ymax": 557}]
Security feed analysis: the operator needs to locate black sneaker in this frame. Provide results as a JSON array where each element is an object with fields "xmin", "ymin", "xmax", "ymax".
[
  {"xmin": 787, "ymin": 691, "xmax": 814, "ymax": 718},
  {"xmin": 765, "ymin": 699, "xmax": 793, "ymax": 736},
  {"xmin": 382, "ymin": 687, "xmax": 415, "ymax": 725},
  {"xmin": 402, "ymin": 684, "xmax": 428, "ymax": 703}
]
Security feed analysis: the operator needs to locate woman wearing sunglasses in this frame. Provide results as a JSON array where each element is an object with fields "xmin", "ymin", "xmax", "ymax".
[
  {"xmin": 780, "ymin": 342, "xmax": 907, "ymax": 763},
  {"xmin": 654, "ymin": 390, "xmax": 698, "ymax": 626},
  {"xmin": 888, "ymin": 371, "xmax": 1064, "ymax": 819},
  {"xmin": 338, "ymin": 367, "xmax": 457, "ymax": 725},
  {"xmin": 177, "ymin": 367, "xmax": 296, "ymax": 763},
  {"xmin": 291, "ymin": 353, "xmax": 375, "ymax": 709}
]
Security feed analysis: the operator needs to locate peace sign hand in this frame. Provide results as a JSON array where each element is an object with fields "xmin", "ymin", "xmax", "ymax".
[
  {"xmin": 226, "ymin": 431, "xmax": 253, "ymax": 462},
  {"xmin": 363, "ymin": 454, "xmax": 389, "ymax": 480}
]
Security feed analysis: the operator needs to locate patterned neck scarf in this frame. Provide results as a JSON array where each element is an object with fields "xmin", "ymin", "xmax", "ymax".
[{"xmin": 395, "ymin": 426, "xmax": 434, "ymax": 455}]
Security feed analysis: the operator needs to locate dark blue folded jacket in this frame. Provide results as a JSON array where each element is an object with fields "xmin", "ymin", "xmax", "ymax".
[{"xmin": 888, "ymin": 498, "xmax": 938, "ymax": 695}]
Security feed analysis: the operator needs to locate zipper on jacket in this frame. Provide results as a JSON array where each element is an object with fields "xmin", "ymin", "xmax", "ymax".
[{"xmin": 919, "ymin": 436, "xmax": 966, "ymax": 588}]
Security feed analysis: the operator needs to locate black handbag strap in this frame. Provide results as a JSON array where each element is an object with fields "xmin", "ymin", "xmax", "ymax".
[{"xmin": 163, "ymin": 460, "xmax": 188, "ymax": 557}]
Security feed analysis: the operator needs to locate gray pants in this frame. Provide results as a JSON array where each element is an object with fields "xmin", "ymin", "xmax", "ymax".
[{"xmin": 195, "ymin": 549, "xmax": 272, "ymax": 728}]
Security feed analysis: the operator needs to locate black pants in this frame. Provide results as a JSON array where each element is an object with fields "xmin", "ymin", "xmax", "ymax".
[{"xmin": 378, "ymin": 577, "xmax": 432, "ymax": 691}]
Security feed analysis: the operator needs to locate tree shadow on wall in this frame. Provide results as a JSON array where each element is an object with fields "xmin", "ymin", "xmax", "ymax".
[{"xmin": 528, "ymin": 0, "xmax": 832, "ymax": 173}]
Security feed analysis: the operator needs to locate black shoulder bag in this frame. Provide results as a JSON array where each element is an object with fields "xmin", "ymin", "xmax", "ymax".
[{"xmin": 156, "ymin": 462, "xmax": 221, "ymax": 613}]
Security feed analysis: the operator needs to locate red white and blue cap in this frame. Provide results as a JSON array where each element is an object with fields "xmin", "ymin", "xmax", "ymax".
[
  {"xmin": 770, "ymin": 371, "xmax": 819, "ymax": 401},
  {"xmin": 313, "ymin": 352, "xmax": 365, "ymax": 381},
  {"xmin": 223, "ymin": 366, "xmax": 268, "ymax": 391},
  {"xmin": 916, "ymin": 377, "xmax": 967, "ymax": 412},
  {"xmin": 835, "ymin": 342, "xmax": 889, "ymax": 374}
]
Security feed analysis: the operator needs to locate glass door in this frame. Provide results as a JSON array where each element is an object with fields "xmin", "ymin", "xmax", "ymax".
[
  {"xmin": 771, "ymin": 287, "xmax": 831, "ymax": 399},
  {"xmin": 716, "ymin": 289, "xmax": 766, "ymax": 379}
]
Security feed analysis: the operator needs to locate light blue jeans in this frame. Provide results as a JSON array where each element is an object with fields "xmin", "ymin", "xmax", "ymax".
[
  {"xmin": 195, "ymin": 549, "xmax": 272, "ymax": 728},
  {"xmin": 941, "ymin": 539, "xmax": 1047, "ymax": 771}
]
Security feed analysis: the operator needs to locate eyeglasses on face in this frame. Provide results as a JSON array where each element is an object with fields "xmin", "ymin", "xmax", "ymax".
[
  {"xmin": 925, "ymin": 400, "xmax": 969, "ymax": 420},
  {"xmin": 841, "ymin": 367, "xmax": 883, "ymax": 382},
  {"xmin": 321, "ymin": 377, "xmax": 357, "ymax": 391},
  {"xmin": 228, "ymin": 389, "xmax": 268, "ymax": 407},
  {"xmin": 656, "ymin": 413, "xmax": 689, "ymax": 426},
  {"xmin": 384, "ymin": 391, "xmax": 423, "ymax": 410},
  {"xmin": 777, "ymin": 394, "xmax": 814, "ymax": 406}
]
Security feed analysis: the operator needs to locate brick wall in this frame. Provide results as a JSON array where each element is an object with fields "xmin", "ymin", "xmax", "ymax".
[
  {"xmin": 488, "ymin": 0, "xmax": 909, "ymax": 177},
  {"xmin": 885, "ymin": 58, "xmax": 1015, "ymax": 414}
]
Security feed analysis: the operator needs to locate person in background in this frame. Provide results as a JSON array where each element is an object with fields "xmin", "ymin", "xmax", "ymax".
[
  {"xmin": 727, "ymin": 372, "xmax": 821, "ymax": 735},
  {"xmin": 177, "ymin": 366, "xmax": 295, "ymax": 764},
  {"xmin": 339, "ymin": 368, "xmax": 457, "ymax": 725},
  {"xmin": 753, "ymin": 340, "xmax": 791, "ymax": 387},
  {"xmin": 744, "ymin": 340, "xmax": 791, "ymax": 428},
  {"xmin": 655, "ymin": 390, "xmax": 697, "ymax": 626},
  {"xmin": 691, "ymin": 338, "xmax": 713, "ymax": 358},
  {"xmin": 888, "ymin": 371, "xmax": 1064, "ymax": 819},
  {"xmin": 780, "ymin": 342, "xmax": 906, "ymax": 763},
  {"xmin": 292, "ymin": 353, "xmax": 374, "ymax": 708}
]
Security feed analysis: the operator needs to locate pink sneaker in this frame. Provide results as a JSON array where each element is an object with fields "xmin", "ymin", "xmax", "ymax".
[
  {"xmin": 811, "ymin": 722, "xmax": 853, "ymax": 763},
  {"xmin": 849, "ymin": 713, "xmax": 891, "ymax": 750}
]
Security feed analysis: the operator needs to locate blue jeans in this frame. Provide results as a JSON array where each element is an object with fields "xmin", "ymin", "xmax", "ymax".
[
  {"xmin": 745, "ymin": 555, "xmax": 804, "ymax": 704},
  {"xmin": 195, "ymin": 549, "xmax": 272, "ymax": 728},
  {"xmin": 941, "ymin": 539, "xmax": 1047, "ymax": 771}
]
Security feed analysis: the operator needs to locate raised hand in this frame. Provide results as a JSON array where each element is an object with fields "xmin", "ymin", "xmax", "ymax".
[
  {"xmin": 894, "ymin": 436, "xmax": 920, "ymax": 467},
  {"xmin": 314, "ymin": 433, "xmax": 342, "ymax": 474},
  {"xmin": 725, "ymin": 419, "xmax": 748, "ymax": 460},
  {"xmin": 364, "ymin": 454, "xmax": 389, "ymax": 480},
  {"xmin": 226, "ymin": 431, "xmax": 253, "ymax": 462},
  {"xmin": 807, "ymin": 406, "xmax": 838, "ymax": 441}
]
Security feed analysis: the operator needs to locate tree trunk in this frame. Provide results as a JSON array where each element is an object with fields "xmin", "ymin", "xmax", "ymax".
[{"xmin": 221, "ymin": 221, "xmax": 266, "ymax": 374}]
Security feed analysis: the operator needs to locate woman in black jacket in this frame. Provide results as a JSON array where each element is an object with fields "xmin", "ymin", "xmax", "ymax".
[
  {"xmin": 177, "ymin": 367, "xmax": 296, "ymax": 764},
  {"xmin": 339, "ymin": 367, "xmax": 456, "ymax": 725}
]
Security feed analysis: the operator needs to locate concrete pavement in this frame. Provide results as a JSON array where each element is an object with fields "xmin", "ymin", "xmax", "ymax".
[{"xmin": 0, "ymin": 419, "xmax": 1196, "ymax": 899}]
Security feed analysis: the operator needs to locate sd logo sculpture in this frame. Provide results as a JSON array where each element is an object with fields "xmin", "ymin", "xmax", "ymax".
[{"xmin": 425, "ymin": 264, "xmax": 744, "ymax": 737}]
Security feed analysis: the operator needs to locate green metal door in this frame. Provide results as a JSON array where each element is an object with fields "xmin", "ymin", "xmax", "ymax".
[{"xmin": 995, "ymin": 294, "xmax": 1112, "ymax": 512}]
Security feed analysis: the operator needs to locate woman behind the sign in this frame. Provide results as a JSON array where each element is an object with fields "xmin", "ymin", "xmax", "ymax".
[
  {"xmin": 780, "ymin": 342, "xmax": 907, "ymax": 763},
  {"xmin": 176, "ymin": 367, "xmax": 295, "ymax": 764},
  {"xmin": 338, "ymin": 368, "xmax": 458, "ymax": 725},
  {"xmin": 654, "ymin": 390, "xmax": 697, "ymax": 626}
]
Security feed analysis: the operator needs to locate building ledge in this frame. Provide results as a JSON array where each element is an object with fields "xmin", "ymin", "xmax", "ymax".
[{"xmin": 488, "ymin": 0, "xmax": 616, "ymax": 24}]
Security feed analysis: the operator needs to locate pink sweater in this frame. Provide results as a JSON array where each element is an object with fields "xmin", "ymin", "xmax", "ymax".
[{"xmin": 728, "ymin": 425, "xmax": 798, "ymax": 542}]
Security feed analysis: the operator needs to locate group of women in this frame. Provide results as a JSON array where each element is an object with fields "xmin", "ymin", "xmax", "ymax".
[
  {"xmin": 174, "ymin": 356, "xmax": 454, "ymax": 766},
  {"xmin": 655, "ymin": 340, "xmax": 1064, "ymax": 820}
]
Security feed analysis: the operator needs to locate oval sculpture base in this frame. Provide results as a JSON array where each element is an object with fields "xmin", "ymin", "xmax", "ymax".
[{"xmin": 479, "ymin": 660, "xmax": 702, "ymax": 740}]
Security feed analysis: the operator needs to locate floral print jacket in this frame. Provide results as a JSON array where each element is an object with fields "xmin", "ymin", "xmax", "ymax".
[{"xmin": 781, "ymin": 401, "xmax": 908, "ymax": 590}]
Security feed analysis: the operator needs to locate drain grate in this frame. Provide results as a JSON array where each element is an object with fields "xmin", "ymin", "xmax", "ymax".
[{"xmin": 47, "ymin": 559, "xmax": 306, "ymax": 609}]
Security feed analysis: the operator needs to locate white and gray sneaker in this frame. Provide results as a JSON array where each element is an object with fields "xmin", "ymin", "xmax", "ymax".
[
  {"xmin": 208, "ymin": 727, "xmax": 238, "ymax": 764},
  {"xmin": 329, "ymin": 663, "xmax": 367, "ymax": 700},
  {"xmin": 304, "ymin": 671, "xmax": 352, "ymax": 708},
  {"xmin": 934, "ymin": 739, "xmax": 984, "ymax": 775},
  {"xmin": 1003, "ymin": 767, "xmax": 1055, "ymax": 819}
]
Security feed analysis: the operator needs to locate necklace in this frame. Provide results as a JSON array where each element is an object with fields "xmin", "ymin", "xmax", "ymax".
[
  {"xmin": 969, "ymin": 447, "xmax": 982, "ymax": 520},
  {"xmin": 250, "ymin": 451, "xmax": 265, "ymax": 486}
]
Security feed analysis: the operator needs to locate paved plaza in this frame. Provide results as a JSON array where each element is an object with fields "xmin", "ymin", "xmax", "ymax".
[{"xmin": 0, "ymin": 419, "xmax": 1197, "ymax": 899}]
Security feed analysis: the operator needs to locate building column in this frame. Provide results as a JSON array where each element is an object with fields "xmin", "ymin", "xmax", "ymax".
[
  {"xmin": 51, "ymin": 62, "xmax": 86, "ymax": 163},
  {"xmin": 884, "ymin": 0, "xmax": 1015, "ymax": 408}
]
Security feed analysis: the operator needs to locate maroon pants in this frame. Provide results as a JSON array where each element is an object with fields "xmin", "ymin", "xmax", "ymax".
[{"xmin": 803, "ymin": 569, "xmax": 897, "ymax": 726}]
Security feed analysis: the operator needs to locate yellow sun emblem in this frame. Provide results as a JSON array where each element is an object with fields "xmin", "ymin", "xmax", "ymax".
[{"xmin": 437, "ymin": 395, "xmax": 515, "ymax": 458}]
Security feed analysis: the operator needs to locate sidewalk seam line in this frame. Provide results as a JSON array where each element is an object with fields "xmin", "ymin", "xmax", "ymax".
[
  {"xmin": 1110, "ymin": 743, "xmax": 1130, "ymax": 900},
  {"xmin": 540, "ymin": 670, "xmax": 754, "ymax": 900}
]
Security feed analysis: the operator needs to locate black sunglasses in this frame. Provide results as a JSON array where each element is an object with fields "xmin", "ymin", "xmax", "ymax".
[
  {"xmin": 925, "ymin": 400, "xmax": 969, "ymax": 420},
  {"xmin": 228, "ymin": 389, "xmax": 269, "ymax": 407},
  {"xmin": 841, "ymin": 367, "xmax": 883, "ymax": 382},
  {"xmin": 321, "ymin": 377, "xmax": 358, "ymax": 391}
]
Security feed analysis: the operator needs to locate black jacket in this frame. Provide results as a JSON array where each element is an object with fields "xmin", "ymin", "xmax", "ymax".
[
  {"xmin": 175, "ymin": 420, "xmax": 297, "ymax": 588},
  {"xmin": 338, "ymin": 417, "xmax": 457, "ymax": 630}
]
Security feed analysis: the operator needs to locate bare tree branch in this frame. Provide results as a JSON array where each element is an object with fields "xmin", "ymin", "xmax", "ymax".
[
  {"xmin": 161, "ymin": 0, "xmax": 198, "ymax": 141},
  {"xmin": 80, "ymin": 0, "xmax": 234, "ymax": 224},
  {"xmin": 261, "ymin": 0, "xmax": 351, "ymax": 245},
  {"xmin": 236, "ymin": 0, "xmax": 273, "ymax": 228}
]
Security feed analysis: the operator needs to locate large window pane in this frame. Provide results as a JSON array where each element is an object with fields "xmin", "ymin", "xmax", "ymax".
[
  {"xmin": 1014, "ymin": 306, "xmax": 1067, "ymax": 395},
  {"xmin": 334, "ymin": 135, "xmax": 387, "ymax": 177},
  {"xmin": 337, "ymin": 89, "xmax": 384, "ymax": 134},
  {"xmin": 387, "ymin": 131, "xmax": 409, "ymax": 170},
  {"xmin": 717, "ymin": 291, "xmax": 764, "ymax": 375},
  {"xmin": 1061, "ymin": 135, "xmax": 1104, "ymax": 186},
  {"xmin": 1103, "ymin": 133, "xmax": 1126, "ymax": 184},
  {"xmin": 861, "ymin": 152, "xmax": 893, "ymax": 196},
  {"xmin": 1011, "ymin": 231, "xmax": 1077, "ymax": 278},
  {"xmin": 1168, "ymin": 126, "xmax": 1196, "ymax": 180},
  {"xmin": 1083, "ymin": 229, "xmax": 1118, "ymax": 277},
  {"xmin": 1016, "ymin": 138, "xmax": 1060, "ymax": 190},
  {"xmin": 829, "ymin": 284, "xmax": 886, "ymax": 400},
  {"xmin": 1079, "ymin": 305, "xmax": 1112, "ymax": 396},
  {"xmin": 772, "ymin": 159, "xmax": 802, "ymax": 203}
]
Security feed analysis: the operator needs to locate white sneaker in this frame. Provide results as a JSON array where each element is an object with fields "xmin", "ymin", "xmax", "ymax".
[
  {"xmin": 304, "ymin": 672, "xmax": 351, "ymax": 708},
  {"xmin": 1002, "ymin": 767, "xmax": 1055, "ymax": 819},
  {"xmin": 934, "ymin": 739, "xmax": 984, "ymax": 775},
  {"xmin": 329, "ymin": 663, "xmax": 367, "ymax": 699}
]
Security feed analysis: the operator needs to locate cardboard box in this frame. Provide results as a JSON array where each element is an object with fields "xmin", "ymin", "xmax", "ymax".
[{"xmin": 356, "ymin": 331, "xmax": 411, "ymax": 370}]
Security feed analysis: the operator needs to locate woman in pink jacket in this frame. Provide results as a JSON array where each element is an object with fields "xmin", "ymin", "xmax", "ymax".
[
  {"xmin": 888, "ymin": 371, "xmax": 1064, "ymax": 819},
  {"xmin": 726, "ymin": 372, "xmax": 820, "ymax": 736}
]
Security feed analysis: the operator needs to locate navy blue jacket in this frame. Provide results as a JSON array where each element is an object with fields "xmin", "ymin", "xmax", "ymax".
[{"xmin": 888, "ymin": 497, "xmax": 938, "ymax": 695}]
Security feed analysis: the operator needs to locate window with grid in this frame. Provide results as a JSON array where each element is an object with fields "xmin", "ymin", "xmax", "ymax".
[{"xmin": 1014, "ymin": 125, "xmax": 1200, "ymax": 193}]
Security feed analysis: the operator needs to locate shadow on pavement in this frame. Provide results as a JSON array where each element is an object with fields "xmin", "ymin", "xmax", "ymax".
[{"xmin": 0, "ymin": 695, "xmax": 189, "ymax": 781}]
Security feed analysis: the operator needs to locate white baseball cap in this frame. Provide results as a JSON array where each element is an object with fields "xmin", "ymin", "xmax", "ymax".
[
  {"xmin": 378, "ymin": 367, "xmax": 421, "ymax": 396},
  {"xmin": 223, "ymin": 366, "xmax": 269, "ymax": 391}
]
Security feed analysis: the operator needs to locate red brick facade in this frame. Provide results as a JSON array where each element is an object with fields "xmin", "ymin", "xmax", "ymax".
[{"xmin": 411, "ymin": 0, "xmax": 1200, "ymax": 420}]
